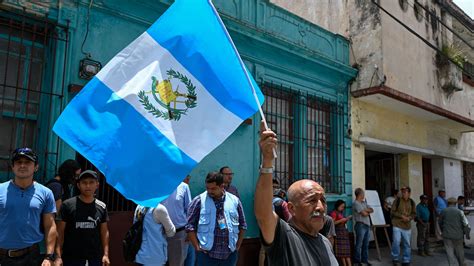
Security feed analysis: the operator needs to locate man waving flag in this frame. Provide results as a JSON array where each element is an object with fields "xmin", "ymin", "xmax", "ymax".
[{"xmin": 53, "ymin": 0, "xmax": 264, "ymax": 207}]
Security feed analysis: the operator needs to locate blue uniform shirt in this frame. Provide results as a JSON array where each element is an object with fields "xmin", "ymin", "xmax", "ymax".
[
  {"xmin": 162, "ymin": 182, "xmax": 191, "ymax": 228},
  {"xmin": 434, "ymin": 195, "xmax": 447, "ymax": 215},
  {"xmin": 0, "ymin": 180, "xmax": 56, "ymax": 249}
]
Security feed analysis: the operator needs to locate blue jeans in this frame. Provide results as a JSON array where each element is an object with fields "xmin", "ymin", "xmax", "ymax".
[
  {"xmin": 196, "ymin": 251, "xmax": 238, "ymax": 266},
  {"xmin": 354, "ymin": 222, "xmax": 370, "ymax": 263},
  {"xmin": 391, "ymin": 226, "xmax": 412, "ymax": 263},
  {"xmin": 184, "ymin": 244, "xmax": 196, "ymax": 266}
]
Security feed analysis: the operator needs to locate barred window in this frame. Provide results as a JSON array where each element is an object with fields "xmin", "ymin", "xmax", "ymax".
[
  {"xmin": 262, "ymin": 84, "xmax": 346, "ymax": 194},
  {"xmin": 0, "ymin": 11, "xmax": 68, "ymax": 180}
]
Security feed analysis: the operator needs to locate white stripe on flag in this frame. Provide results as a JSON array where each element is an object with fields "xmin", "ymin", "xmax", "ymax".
[{"xmin": 96, "ymin": 32, "xmax": 242, "ymax": 162}]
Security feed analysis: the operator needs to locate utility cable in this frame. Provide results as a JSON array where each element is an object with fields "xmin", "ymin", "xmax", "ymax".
[
  {"xmin": 371, "ymin": 0, "xmax": 472, "ymax": 78},
  {"xmin": 81, "ymin": 0, "xmax": 93, "ymax": 58}
]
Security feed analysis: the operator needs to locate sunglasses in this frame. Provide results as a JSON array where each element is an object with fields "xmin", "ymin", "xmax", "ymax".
[{"xmin": 12, "ymin": 147, "xmax": 38, "ymax": 161}]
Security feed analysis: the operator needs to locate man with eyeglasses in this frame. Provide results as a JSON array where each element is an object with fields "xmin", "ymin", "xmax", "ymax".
[
  {"xmin": 219, "ymin": 166, "xmax": 240, "ymax": 199},
  {"xmin": 0, "ymin": 148, "xmax": 57, "ymax": 265}
]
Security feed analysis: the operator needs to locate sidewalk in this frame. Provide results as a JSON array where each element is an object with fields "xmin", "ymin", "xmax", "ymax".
[{"xmin": 367, "ymin": 226, "xmax": 474, "ymax": 266}]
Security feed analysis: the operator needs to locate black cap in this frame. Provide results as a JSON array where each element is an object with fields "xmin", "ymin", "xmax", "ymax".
[
  {"xmin": 77, "ymin": 170, "xmax": 99, "ymax": 180},
  {"xmin": 11, "ymin": 148, "xmax": 38, "ymax": 164},
  {"xmin": 420, "ymin": 194, "xmax": 428, "ymax": 200}
]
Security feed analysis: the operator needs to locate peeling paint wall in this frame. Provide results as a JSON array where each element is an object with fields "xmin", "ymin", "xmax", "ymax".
[
  {"xmin": 352, "ymin": 98, "xmax": 474, "ymax": 162},
  {"xmin": 269, "ymin": 0, "xmax": 350, "ymax": 36}
]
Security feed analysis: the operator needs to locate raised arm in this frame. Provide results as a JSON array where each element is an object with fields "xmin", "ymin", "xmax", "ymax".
[{"xmin": 254, "ymin": 121, "xmax": 279, "ymax": 245}]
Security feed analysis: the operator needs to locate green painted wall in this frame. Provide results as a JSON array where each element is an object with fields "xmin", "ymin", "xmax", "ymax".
[{"xmin": 2, "ymin": 0, "xmax": 357, "ymax": 237}]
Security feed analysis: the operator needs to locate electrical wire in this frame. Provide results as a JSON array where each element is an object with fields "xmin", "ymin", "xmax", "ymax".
[
  {"xmin": 80, "ymin": 0, "xmax": 93, "ymax": 58},
  {"xmin": 371, "ymin": 0, "xmax": 472, "ymax": 78},
  {"xmin": 406, "ymin": 0, "xmax": 473, "ymax": 50}
]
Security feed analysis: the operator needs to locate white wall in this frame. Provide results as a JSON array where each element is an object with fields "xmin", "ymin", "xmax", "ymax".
[
  {"xmin": 432, "ymin": 158, "xmax": 446, "ymax": 195},
  {"xmin": 431, "ymin": 158, "xmax": 463, "ymax": 199},
  {"xmin": 444, "ymin": 159, "xmax": 463, "ymax": 199}
]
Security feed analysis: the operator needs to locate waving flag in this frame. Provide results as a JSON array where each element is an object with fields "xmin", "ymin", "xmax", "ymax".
[{"xmin": 53, "ymin": 0, "xmax": 264, "ymax": 207}]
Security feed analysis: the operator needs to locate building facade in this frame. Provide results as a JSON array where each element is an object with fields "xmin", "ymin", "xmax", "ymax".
[
  {"xmin": 273, "ymin": 0, "xmax": 474, "ymax": 247},
  {"xmin": 0, "ymin": 0, "xmax": 356, "ymax": 263}
]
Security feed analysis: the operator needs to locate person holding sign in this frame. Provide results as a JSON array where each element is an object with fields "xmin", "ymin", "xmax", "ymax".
[{"xmin": 390, "ymin": 186, "xmax": 416, "ymax": 266}]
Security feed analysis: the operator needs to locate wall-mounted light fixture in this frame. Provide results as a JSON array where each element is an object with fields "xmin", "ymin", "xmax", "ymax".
[{"xmin": 79, "ymin": 57, "xmax": 102, "ymax": 80}]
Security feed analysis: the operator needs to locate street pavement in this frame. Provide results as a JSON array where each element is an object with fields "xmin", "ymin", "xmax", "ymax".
[
  {"xmin": 367, "ymin": 238, "xmax": 474, "ymax": 266},
  {"xmin": 367, "ymin": 215, "xmax": 474, "ymax": 266}
]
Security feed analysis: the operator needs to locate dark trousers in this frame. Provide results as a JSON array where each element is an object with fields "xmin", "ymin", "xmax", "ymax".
[
  {"xmin": 63, "ymin": 258, "xmax": 102, "ymax": 266},
  {"xmin": 196, "ymin": 251, "xmax": 238, "ymax": 266},
  {"xmin": 416, "ymin": 222, "xmax": 430, "ymax": 252},
  {"xmin": 0, "ymin": 247, "xmax": 42, "ymax": 266}
]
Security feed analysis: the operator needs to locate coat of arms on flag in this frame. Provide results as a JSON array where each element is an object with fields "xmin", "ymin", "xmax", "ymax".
[
  {"xmin": 53, "ymin": 0, "xmax": 264, "ymax": 206},
  {"xmin": 138, "ymin": 69, "xmax": 197, "ymax": 121}
]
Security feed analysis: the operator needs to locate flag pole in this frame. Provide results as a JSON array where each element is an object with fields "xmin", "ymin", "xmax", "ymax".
[{"xmin": 208, "ymin": 0, "xmax": 277, "ymax": 158}]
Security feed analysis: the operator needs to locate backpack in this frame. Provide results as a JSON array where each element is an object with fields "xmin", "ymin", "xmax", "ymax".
[
  {"xmin": 391, "ymin": 198, "xmax": 416, "ymax": 218},
  {"xmin": 122, "ymin": 207, "xmax": 149, "ymax": 262}
]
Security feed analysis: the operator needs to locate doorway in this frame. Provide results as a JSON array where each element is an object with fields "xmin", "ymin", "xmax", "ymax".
[{"xmin": 365, "ymin": 150, "xmax": 396, "ymax": 200}]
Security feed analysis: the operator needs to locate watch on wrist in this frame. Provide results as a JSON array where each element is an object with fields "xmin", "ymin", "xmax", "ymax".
[
  {"xmin": 259, "ymin": 167, "xmax": 274, "ymax": 174},
  {"xmin": 44, "ymin": 253, "xmax": 56, "ymax": 261}
]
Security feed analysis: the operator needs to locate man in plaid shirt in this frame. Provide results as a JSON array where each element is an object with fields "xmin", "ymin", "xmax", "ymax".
[{"xmin": 186, "ymin": 172, "xmax": 247, "ymax": 266}]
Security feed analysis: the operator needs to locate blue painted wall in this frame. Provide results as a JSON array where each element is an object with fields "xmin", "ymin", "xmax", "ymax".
[{"xmin": 3, "ymin": 0, "xmax": 357, "ymax": 237}]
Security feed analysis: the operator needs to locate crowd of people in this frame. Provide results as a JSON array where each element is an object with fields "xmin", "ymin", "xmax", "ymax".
[{"xmin": 0, "ymin": 124, "xmax": 472, "ymax": 266}]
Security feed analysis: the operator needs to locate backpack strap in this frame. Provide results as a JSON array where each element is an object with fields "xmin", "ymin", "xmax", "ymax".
[{"xmin": 135, "ymin": 207, "xmax": 150, "ymax": 222}]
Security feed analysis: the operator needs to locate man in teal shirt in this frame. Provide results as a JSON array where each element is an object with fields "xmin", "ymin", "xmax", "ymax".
[{"xmin": 416, "ymin": 194, "xmax": 431, "ymax": 256}]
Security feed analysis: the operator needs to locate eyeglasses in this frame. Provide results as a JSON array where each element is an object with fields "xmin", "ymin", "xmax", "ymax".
[{"xmin": 223, "ymin": 173, "xmax": 234, "ymax": 176}]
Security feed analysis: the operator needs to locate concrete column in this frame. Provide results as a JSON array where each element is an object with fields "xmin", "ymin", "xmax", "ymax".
[
  {"xmin": 351, "ymin": 142, "xmax": 366, "ymax": 199},
  {"xmin": 399, "ymin": 153, "xmax": 423, "ymax": 249},
  {"xmin": 399, "ymin": 153, "xmax": 423, "ymax": 200}
]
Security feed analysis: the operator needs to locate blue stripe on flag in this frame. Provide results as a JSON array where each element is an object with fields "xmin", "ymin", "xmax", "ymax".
[
  {"xmin": 53, "ymin": 78, "xmax": 197, "ymax": 206},
  {"xmin": 146, "ymin": 0, "xmax": 264, "ymax": 120}
]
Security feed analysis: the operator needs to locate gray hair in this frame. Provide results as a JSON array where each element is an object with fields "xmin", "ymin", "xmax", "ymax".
[{"xmin": 355, "ymin": 188, "xmax": 364, "ymax": 197}]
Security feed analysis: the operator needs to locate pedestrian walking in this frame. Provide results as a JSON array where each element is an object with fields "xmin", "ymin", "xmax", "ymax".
[{"xmin": 439, "ymin": 197, "xmax": 469, "ymax": 265}]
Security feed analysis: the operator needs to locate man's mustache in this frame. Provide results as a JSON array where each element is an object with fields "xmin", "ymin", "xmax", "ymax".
[{"xmin": 310, "ymin": 211, "xmax": 324, "ymax": 218}]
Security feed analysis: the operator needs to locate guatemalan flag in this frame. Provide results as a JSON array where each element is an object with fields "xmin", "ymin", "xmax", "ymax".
[{"xmin": 53, "ymin": 0, "xmax": 264, "ymax": 207}]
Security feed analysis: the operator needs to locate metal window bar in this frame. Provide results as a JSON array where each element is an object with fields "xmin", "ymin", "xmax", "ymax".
[
  {"xmin": 261, "ymin": 83, "xmax": 346, "ymax": 194},
  {"xmin": 0, "ymin": 8, "xmax": 69, "ymax": 182},
  {"xmin": 76, "ymin": 153, "xmax": 137, "ymax": 212},
  {"xmin": 464, "ymin": 162, "xmax": 474, "ymax": 205}
]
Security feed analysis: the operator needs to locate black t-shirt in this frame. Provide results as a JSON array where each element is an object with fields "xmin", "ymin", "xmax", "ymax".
[
  {"xmin": 58, "ymin": 196, "xmax": 108, "ymax": 259},
  {"xmin": 263, "ymin": 219, "xmax": 334, "ymax": 266}
]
